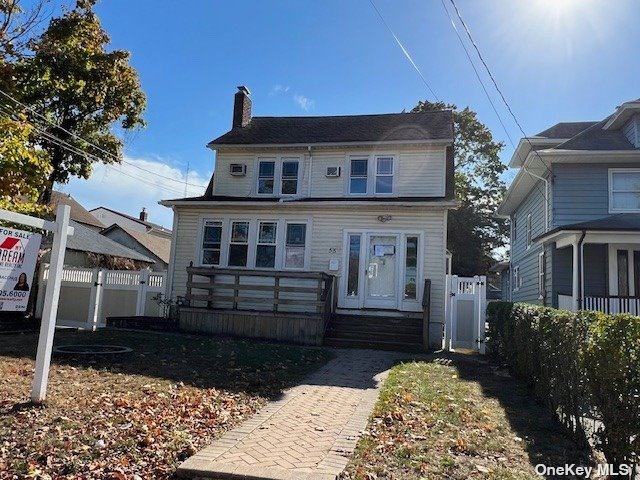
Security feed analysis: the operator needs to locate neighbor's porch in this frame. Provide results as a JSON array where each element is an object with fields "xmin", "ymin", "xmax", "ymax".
[{"xmin": 550, "ymin": 230, "xmax": 640, "ymax": 314}]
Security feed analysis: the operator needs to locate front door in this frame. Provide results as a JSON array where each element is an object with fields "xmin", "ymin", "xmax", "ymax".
[{"xmin": 364, "ymin": 234, "xmax": 399, "ymax": 309}]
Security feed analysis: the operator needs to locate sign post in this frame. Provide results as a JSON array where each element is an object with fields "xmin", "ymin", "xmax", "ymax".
[
  {"xmin": 31, "ymin": 204, "xmax": 71, "ymax": 403},
  {"xmin": 0, "ymin": 204, "xmax": 73, "ymax": 404}
]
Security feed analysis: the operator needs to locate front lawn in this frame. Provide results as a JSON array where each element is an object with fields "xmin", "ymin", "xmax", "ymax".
[
  {"xmin": 0, "ymin": 329, "xmax": 331, "ymax": 479},
  {"xmin": 342, "ymin": 355, "xmax": 591, "ymax": 480}
]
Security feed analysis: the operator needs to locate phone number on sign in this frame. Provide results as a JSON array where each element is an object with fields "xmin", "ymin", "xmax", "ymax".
[{"xmin": 0, "ymin": 290, "xmax": 28, "ymax": 299}]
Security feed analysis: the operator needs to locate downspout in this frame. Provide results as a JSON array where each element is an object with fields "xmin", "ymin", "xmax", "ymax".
[
  {"xmin": 577, "ymin": 230, "xmax": 586, "ymax": 310},
  {"xmin": 522, "ymin": 166, "xmax": 549, "ymax": 232}
]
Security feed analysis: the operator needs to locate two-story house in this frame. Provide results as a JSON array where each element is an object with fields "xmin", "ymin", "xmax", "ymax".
[
  {"xmin": 161, "ymin": 87, "xmax": 457, "ymax": 350},
  {"xmin": 498, "ymin": 99, "xmax": 640, "ymax": 315}
]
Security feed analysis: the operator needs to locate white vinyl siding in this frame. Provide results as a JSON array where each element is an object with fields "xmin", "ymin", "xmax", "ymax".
[
  {"xmin": 213, "ymin": 145, "xmax": 447, "ymax": 199},
  {"xmin": 169, "ymin": 205, "xmax": 447, "ymax": 322}
]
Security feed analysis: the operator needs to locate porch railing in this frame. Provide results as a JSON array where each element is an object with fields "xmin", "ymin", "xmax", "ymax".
[
  {"xmin": 558, "ymin": 292, "xmax": 640, "ymax": 315},
  {"xmin": 184, "ymin": 266, "xmax": 335, "ymax": 319}
]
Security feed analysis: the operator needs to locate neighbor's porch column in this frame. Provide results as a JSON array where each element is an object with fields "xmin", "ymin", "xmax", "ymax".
[{"xmin": 572, "ymin": 239, "xmax": 580, "ymax": 312}]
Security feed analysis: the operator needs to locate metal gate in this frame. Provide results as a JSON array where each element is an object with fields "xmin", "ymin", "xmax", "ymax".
[{"xmin": 445, "ymin": 275, "xmax": 486, "ymax": 353}]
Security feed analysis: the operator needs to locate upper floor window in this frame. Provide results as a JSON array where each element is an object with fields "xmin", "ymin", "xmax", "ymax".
[
  {"xmin": 375, "ymin": 157, "xmax": 394, "ymax": 194},
  {"xmin": 350, "ymin": 158, "xmax": 368, "ymax": 194},
  {"xmin": 258, "ymin": 160, "xmax": 276, "ymax": 195},
  {"xmin": 281, "ymin": 160, "xmax": 299, "ymax": 195},
  {"xmin": 526, "ymin": 214, "xmax": 532, "ymax": 248},
  {"xmin": 512, "ymin": 216, "xmax": 517, "ymax": 242},
  {"xmin": 257, "ymin": 157, "xmax": 300, "ymax": 196},
  {"xmin": 609, "ymin": 169, "xmax": 640, "ymax": 212}
]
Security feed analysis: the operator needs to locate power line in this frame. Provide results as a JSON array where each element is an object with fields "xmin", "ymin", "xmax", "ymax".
[
  {"xmin": 0, "ymin": 88, "xmax": 205, "ymax": 188},
  {"xmin": 0, "ymin": 103, "xmax": 200, "ymax": 196},
  {"xmin": 446, "ymin": 0, "xmax": 553, "ymax": 175},
  {"xmin": 368, "ymin": 0, "xmax": 439, "ymax": 101}
]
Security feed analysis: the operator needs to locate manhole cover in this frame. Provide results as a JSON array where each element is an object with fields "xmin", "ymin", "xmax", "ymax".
[{"xmin": 53, "ymin": 345, "xmax": 133, "ymax": 355}]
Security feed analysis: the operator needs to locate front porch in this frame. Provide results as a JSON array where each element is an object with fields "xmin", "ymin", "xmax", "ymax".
[{"xmin": 544, "ymin": 221, "xmax": 640, "ymax": 314}]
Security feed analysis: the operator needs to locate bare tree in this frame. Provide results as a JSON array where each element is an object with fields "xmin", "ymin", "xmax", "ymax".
[{"xmin": 0, "ymin": 0, "xmax": 55, "ymax": 59}]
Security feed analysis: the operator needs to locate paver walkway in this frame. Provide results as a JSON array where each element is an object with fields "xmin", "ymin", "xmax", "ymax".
[{"xmin": 177, "ymin": 348, "xmax": 413, "ymax": 480}]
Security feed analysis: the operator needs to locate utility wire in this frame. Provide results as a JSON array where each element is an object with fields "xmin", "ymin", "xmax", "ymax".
[
  {"xmin": 368, "ymin": 0, "xmax": 439, "ymax": 101},
  {"xmin": 0, "ymin": 103, "xmax": 199, "ymax": 196},
  {"xmin": 0, "ymin": 88, "xmax": 205, "ymax": 188}
]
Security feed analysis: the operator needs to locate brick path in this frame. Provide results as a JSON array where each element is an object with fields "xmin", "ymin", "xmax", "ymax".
[{"xmin": 177, "ymin": 348, "xmax": 411, "ymax": 480}]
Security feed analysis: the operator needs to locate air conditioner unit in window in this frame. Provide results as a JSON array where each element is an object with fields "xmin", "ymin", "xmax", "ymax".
[
  {"xmin": 229, "ymin": 163, "xmax": 247, "ymax": 176},
  {"xmin": 325, "ymin": 166, "xmax": 341, "ymax": 177}
]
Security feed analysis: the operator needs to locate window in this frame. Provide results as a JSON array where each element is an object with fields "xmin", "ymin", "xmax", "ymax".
[
  {"xmin": 513, "ymin": 216, "xmax": 517, "ymax": 241},
  {"xmin": 350, "ymin": 158, "xmax": 368, "ymax": 194},
  {"xmin": 255, "ymin": 222, "xmax": 277, "ymax": 268},
  {"xmin": 284, "ymin": 223, "xmax": 306, "ymax": 269},
  {"xmin": 610, "ymin": 169, "xmax": 640, "ymax": 212},
  {"xmin": 228, "ymin": 221, "xmax": 250, "ymax": 266},
  {"xmin": 257, "ymin": 160, "xmax": 275, "ymax": 194},
  {"xmin": 526, "ymin": 214, "xmax": 532, "ymax": 248},
  {"xmin": 538, "ymin": 252, "xmax": 545, "ymax": 299},
  {"xmin": 347, "ymin": 234, "xmax": 361, "ymax": 297},
  {"xmin": 280, "ymin": 160, "xmax": 299, "ymax": 195},
  {"xmin": 617, "ymin": 250, "xmax": 629, "ymax": 296},
  {"xmin": 513, "ymin": 266, "xmax": 520, "ymax": 292},
  {"xmin": 404, "ymin": 236, "xmax": 418, "ymax": 299},
  {"xmin": 375, "ymin": 157, "xmax": 394, "ymax": 194},
  {"xmin": 201, "ymin": 220, "xmax": 222, "ymax": 265}
]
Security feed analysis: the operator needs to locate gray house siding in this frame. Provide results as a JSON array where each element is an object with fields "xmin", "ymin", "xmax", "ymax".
[{"xmin": 511, "ymin": 179, "xmax": 547, "ymax": 304}]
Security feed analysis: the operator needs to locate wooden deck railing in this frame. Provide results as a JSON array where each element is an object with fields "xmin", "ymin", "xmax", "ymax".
[{"xmin": 184, "ymin": 266, "xmax": 335, "ymax": 319}]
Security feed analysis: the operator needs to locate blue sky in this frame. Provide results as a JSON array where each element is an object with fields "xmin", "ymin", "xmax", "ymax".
[{"xmin": 61, "ymin": 0, "xmax": 639, "ymax": 228}]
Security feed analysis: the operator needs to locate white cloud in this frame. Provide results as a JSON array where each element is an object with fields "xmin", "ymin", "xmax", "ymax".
[
  {"xmin": 293, "ymin": 94, "xmax": 315, "ymax": 111},
  {"xmin": 269, "ymin": 84, "xmax": 290, "ymax": 96},
  {"xmin": 62, "ymin": 156, "xmax": 211, "ymax": 229}
]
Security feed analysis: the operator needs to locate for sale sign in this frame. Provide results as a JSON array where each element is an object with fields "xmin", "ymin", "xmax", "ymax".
[{"xmin": 0, "ymin": 226, "xmax": 42, "ymax": 311}]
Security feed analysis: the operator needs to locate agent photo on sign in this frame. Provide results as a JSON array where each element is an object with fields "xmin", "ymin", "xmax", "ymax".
[{"xmin": 13, "ymin": 273, "xmax": 30, "ymax": 291}]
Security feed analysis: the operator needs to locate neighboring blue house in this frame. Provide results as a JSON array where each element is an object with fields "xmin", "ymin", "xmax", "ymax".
[{"xmin": 498, "ymin": 99, "xmax": 640, "ymax": 314}]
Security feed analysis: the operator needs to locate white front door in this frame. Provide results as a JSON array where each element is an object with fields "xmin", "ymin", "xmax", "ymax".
[{"xmin": 364, "ymin": 234, "xmax": 399, "ymax": 309}]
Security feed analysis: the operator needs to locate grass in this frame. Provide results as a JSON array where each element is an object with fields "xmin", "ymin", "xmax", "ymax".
[
  {"xmin": 0, "ymin": 329, "xmax": 332, "ymax": 479},
  {"xmin": 342, "ymin": 355, "xmax": 591, "ymax": 480}
]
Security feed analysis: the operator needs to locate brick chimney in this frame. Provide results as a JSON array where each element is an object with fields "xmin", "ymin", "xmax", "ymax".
[
  {"xmin": 139, "ymin": 207, "xmax": 148, "ymax": 222},
  {"xmin": 232, "ymin": 86, "xmax": 252, "ymax": 128}
]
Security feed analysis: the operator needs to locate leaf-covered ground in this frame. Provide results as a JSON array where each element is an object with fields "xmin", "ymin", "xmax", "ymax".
[
  {"xmin": 0, "ymin": 329, "xmax": 332, "ymax": 479},
  {"xmin": 342, "ymin": 355, "xmax": 591, "ymax": 480}
]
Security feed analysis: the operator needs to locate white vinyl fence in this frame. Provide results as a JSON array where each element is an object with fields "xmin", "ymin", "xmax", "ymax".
[{"xmin": 36, "ymin": 265, "xmax": 167, "ymax": 330}]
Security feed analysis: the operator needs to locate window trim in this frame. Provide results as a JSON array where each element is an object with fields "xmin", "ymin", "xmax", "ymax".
[
  {"xmin": 374, "ymin": 155, "xmax": 395, "ymax": 195},
  {"xmin": 347, "ymin": 154, "xmax": 397, "ymax": 197},
  {"xmin": 608, "ymin": 168, "xmax": 640, "ymax": 213},
  {"xmin": 526, "ymin": 213, "xmax": 532, "ymax": 249},
  {"xmin": 348, "ymin": 156, "xmax": 369, "ymax": 196},
  {"xmin": 513, "ymin": 265, "xmax": 521, "ymax": 292}
]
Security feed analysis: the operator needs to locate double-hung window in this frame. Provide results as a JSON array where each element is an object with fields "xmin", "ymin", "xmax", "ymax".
[
  {"xmin": 257, "ymin": 160, "xmax": 276, "ymax": 194},
  {"xmin": 526, "ymin": 214, "xmax": 532, "ymax": 248},
  {"xmin": 375, "ymin": 156, "xmax": 394, "ymax": 194},
  {"xmin": 255, "ymin": 222, "xmax": 277, "ymax": 268},
  {"xmin": 201, "ymin": 220, "xmax": 222, "ymax": 265},
  {"xmin": 538, "ymin": 252, "xmax": 545, "ymax": 299},
  {"xmin": 513, "ymin": 266, "xmax": 520, "ymax": 292},
  {"xmin": 349, "ymin": 158, "xmax": 368, "ymax": 194},
  {"xmin": 284, "ymin": 223, "xmax": 307, "ymax": 269},
  {"xmin": 228, "ymin": 221, "xmax": 250, "ymax": 267},
  {"xmin": 281, "ymin": 160, "xmax": 299, "ymax": 195},
  {"xmin": 609, "ymin": 169, "xmax": 640, "ymax": 212}
]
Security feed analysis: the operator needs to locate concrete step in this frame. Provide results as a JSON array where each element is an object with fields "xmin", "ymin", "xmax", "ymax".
[
  {"xmin": 323, "ymin": 337, "xmax": 425, "ymax": 353},
  {"xmin": 324, "ymin": 328, "xmax": 422, "ymax": 344}
]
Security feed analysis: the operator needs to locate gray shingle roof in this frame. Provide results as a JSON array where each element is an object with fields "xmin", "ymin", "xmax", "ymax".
[
  {"xmin": 535, "ymin": 214, "xmax": 640, "ymax": 241},
  {"xmin": 553, "ymin": 119, "xmax": 635, "ymax": 151},
  {"xmin": 50, "ymin": 192, "xmax": 105, "ymax": 229},
  {"xmin": 66, "ymin": 221, "xmax": 154, "ymax": 262},
  {"xmin": 208, "ymin": 111, "xmax": 454, "ymax": 146},
  {"xmin": 101, "ymin": 224, "xmax": 171, "ymax": 264},
  {"xmin": 535, "ymin": 122, "xmax": 597, "ymax": 139}
]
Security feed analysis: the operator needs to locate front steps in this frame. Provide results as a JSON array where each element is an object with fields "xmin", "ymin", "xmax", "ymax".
[{"xmin": 323, "ymin": 314, "xmax": 425, "ymax": 352}]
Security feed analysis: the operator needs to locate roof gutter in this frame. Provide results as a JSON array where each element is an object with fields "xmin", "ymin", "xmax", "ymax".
[{"xmin": 207, "ymin": 138, "xmax": 454, "ymax": 151}]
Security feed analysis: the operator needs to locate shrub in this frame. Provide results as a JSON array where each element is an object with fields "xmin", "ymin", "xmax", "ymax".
[{"xmin": 487, "ymin": 302, "xmax": 639, "ymax": 469}]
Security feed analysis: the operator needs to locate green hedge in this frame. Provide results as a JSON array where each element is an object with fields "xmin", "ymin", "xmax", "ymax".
[{"xmin": 487, "ymin": 302, "xmax": 640, "ymax": 469}]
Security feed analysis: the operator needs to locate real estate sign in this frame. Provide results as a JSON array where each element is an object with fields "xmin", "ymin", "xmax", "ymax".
[{"xmin": 0, "ymin": 226, "xmax": 42, "ymax": 311}]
